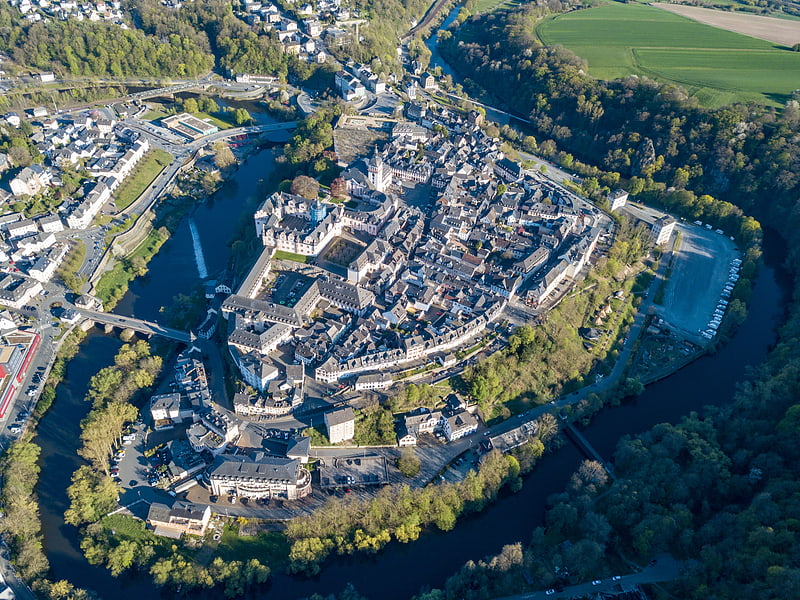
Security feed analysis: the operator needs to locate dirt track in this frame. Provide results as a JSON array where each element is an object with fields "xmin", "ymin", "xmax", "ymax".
[{"xmin": 655, "ymin": 3, "xmax": 800, "ymax": 47}]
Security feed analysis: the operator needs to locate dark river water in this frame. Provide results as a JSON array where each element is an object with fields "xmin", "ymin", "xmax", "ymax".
[{"xmin": 32, "ymin": 103, "xmax": 790, "ymax": 600}]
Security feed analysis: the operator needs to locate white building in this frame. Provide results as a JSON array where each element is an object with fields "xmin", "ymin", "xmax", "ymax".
[
  {"xmin": 608, "ymin": 189, "xmax": 628, "ymax": 212},
  {"xmin": 651, "ymin": 215, "xmax": 677, "ymax": 246},
  {"xmin": 324, "ymin": 406, "xmax": 355, "ymax": 443}
]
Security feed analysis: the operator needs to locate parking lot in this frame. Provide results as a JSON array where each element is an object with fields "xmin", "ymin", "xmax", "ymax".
[
  {"xmin": 657, "ymin": 223, "xmax": 738, "ymax": 337},
  {"xmin": 257, "ymin": 270, "xmax": 314, "ymax": 308}
]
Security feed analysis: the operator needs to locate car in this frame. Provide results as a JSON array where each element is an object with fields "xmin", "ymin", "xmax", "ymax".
[
  {"xmin": 612, "ymin": 576, "xmax": 621, "ymax": 581},
  {"xmin": 8, "ymin": 425, "xmax": 21, "ymax": 434},
  {"xmin": 545, "ymin": 590, "xmax": 555, "ymax": 596},
  {"xmin": 592, "ymin": 580, "xmax": 602, "ymax": 585}
]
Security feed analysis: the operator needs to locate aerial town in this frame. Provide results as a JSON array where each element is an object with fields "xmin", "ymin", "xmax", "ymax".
[{"xmin": 0, "ymin": 60, "xmax": 731, "ymax": 520}]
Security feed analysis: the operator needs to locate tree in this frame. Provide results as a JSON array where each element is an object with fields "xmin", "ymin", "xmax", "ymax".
[
  {"xmin": 290, "ymin": 175, "xmax": 320, "ymax": 200},
  {"xmin": 8, "ymin": 145, "xmax": 32, "ymax": 167},
  {"xmin": 397, "ymin": 448, "xmax": 421, "ymax": 477},
  {"xmin": 231, "ymin": 107, "xmax": 253, "ymax": 126},
  {"xmin": 213, "ymin": 142, "xmax": 236, "ymax": 169},
  {"xmin": 330, "ymin": 177, "xmax": 348, "ymax": 199}
]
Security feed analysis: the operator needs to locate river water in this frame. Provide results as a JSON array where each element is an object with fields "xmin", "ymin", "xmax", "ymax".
[{"xmin": 32, "ymin": 88, "xmax": 790, "ymax": 600}]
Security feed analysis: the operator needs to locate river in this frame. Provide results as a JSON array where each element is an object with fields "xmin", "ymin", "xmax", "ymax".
[
  {"xmin": 31, "ymin": 85, "xmax": 790, "ymax": 600},
  {"xmin": 112, "ymin": 147, "xmax": 277, "ymax": 322},
  {"xmin": 33, "ymin": 204, "xmax": 788, "ymax": 600}
]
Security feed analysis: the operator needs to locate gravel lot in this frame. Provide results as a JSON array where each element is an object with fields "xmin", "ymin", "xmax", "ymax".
[{"xmin": 657, "ymin": 223, "xmax": 738, "ymax": 336}]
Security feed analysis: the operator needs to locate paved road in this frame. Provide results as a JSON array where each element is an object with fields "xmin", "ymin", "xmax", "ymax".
[
  {"xmin": 70, "ymin": 306, "xmax": 192, "ymax": 343},
  {"xmin": 496, "ymin": 556, "xmax": 683, "ymax": 600},
  {"xmin": 0, "ymin": 545, "xmax": 38, "ymax": 600}
]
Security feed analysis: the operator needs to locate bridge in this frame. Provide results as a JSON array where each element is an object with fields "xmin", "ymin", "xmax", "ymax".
[
  {"xmin": 73, "ymin": 307, "xmax": 193, "ymax": 343},
  {"xmin": 559, "ymin": 415, "xmax": 616, "ymax": 480},
  {"xmin": 129, "ymin": 81, "xmax": 210, "ymax": 100}
]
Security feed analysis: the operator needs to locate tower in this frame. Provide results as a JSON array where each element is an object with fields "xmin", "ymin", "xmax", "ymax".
[{"xmin": 368, "ymin": 155, "xmax": 390, "ymax": 192}]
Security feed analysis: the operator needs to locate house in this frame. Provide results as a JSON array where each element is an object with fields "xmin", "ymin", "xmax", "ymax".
[
  {"xmin": 419, "ymin": 72, "xmax": 436, "ymax": 90},
  {"xmin": 354, "ymin": 372, "xmax": 393, "ymax": 391},
  {"xmin": 324, "ymin": 406, "xmax": 355, "ymax": 443},
  {"xmin": 441, "ymin": 409, "xmax": 479, "ymax": 442},
  {"xmin": 651, "ymin": 215, "xmax": 677, "ymax": 246},
  {"xmin": 150, "ymin": 392, "xmax": 195, "ymax": 426},
  {"xmin": 397, "ymin": 409, "xmax": 442, "ymax": 446},
  {"xmin": 0, "ymin": 273, "xmax": 42, "ymax": 309},
  {"xmin": 10, "ymin": 165, "xmax": 49, "ymax": 197},
  {"xmin": 147, "ymin": 501, "xmax": 211, "ymax": 539},
  {"xmin": 37, "ymin": 214, "xmax": 64, "ymax": 233},
  {"xmin": 608, "ymin": 189, "xmax": 628, "ymax": 212},
  {"xmin": 494, "ymin": 157, "xmax": 523, "ymax": 182}
]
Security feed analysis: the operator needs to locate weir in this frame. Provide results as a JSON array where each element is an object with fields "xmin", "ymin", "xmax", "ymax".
[{"xmin": 188, "ymin": 218, "xmax": 208, "ymax": 279}]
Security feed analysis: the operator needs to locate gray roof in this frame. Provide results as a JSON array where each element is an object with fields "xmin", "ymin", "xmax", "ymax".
[
  {"xmin": 209, "ymin": 454, "xmax": 301, "ymax": 484},
  {"xmin": 324, "ymin": 406, "xmax": 355, "ymax": 427}
]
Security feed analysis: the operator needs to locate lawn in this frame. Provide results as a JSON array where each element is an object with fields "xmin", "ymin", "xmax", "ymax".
[
  {"xmin": 273, "ymin": 250, "xmax": 311, "ymax": 263},
  {"xmin": 94, "ymin": 228, "xmax": 167, "ymax": 306},
  {"xmin": 112, "ymin": 149, "xmax": 173, "ymax": 210},
  {"xmin": 216, "ymin": 525, "xmax": 290, "ymax": 569},
  {"xmin": 535, "ymin": 3, "xmax": 800, "ymax": 107},
  {"xmin": 472, "ymin": 0, "xmax": 523, "ymax": 14}
]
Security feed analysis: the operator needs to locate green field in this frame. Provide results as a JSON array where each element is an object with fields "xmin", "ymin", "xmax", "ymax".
[
  {"xmin": 535, "ymin": 3, "xmax": 800, "ymax": 106},
  {"xmin": 112, "ymin": 148, "xmax": 172, "ymax": 211}
]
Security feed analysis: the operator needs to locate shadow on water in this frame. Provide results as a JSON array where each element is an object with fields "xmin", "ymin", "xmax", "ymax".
[{"xmin": 34, "ymin": 133, "xmax": 791, "ymax": 600}]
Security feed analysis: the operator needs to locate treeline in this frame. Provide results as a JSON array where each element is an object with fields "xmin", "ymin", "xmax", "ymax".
[
  {"xmin": 0, "ymin": 1, "xmax": 212, "ymax": 77},
  {"xmin": 439, "ymin": 5, "xmax": 782, "ymax": 250},
  {"xmin": 344, "ymin": 0, "xmax": 435, "ymax": 68},
  {"xmin": 0, "ymin": 441, "xmax": 94, "ymax": 600},
  {"xmin": 285, "ymin": 418, "xmax": 557, "ymax": 575},
  {"xmin": 419, "ymin": 288, "xmax": 800, "ymax": 599},
  {"xmin": 128, "ymin": 0, "xmax": 330, "ymax": 84},
  {"xmin": 66, "ymin": 342, "xmax": 272, "ymax": 596},
  {"xmin": 65, "ymin": 340, "xmax": 160, "ymax": 526}
]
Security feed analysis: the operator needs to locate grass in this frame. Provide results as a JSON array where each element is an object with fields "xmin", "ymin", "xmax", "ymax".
[
  {"xmin": 190, "ymin": 111, "xmax": 234, "ymax": 131},
  {"xmin": 216, "ymin": 525, "xmax": 290, "ymax": 568},
  {"xmin": 112, "ymin": 149, "xmax": 173, "ymax": 210},
  {"xmin": 142, "ymin": 109, "xmax": 168, "ymax": 121},
  {"xmin": 472, "ymin": 0, "xmax": 522, "ymax": 14},
  {"xmin": 273, "ymin": 250, "xmax": 311, "ymax": 263},
  {"xmin": 94, "ymin": 228, "xmax": 167, "ymax": 307},
  {"xmin": 535, "ymin": 3, "xmax": 800, "ymax": 107}
]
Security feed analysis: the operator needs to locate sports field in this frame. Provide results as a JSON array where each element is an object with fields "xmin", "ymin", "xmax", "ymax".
[{"xmin": 535, "ymin": 3, "xmax": 800, "ymax": 107}]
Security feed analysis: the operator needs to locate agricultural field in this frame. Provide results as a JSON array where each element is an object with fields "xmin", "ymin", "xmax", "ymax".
[
  {"xmin": 655, "ymin": 3, "xmax": 800, "ymax": 46},
  {"xmin": 535, "ymin": 3, "xmax": 800, "ymax": 107}
]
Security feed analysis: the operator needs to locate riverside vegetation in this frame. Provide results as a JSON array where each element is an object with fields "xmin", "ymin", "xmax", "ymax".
[
  {"xmin": 61, "ymin": 340, "xmax": 273, "ymax": 596},
  {"xmin": 400, "ymin": 3, "xmax": 800, "ymax": 599}
]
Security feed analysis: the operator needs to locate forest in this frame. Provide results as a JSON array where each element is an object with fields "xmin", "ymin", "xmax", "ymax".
[
  {"xmin": 0, "ymin": 2, "xmax": 212, "ymax": 77},
  {"xmin": 410, "ymin": 4, "xmax": 800, "ymax": 599},
  {"xmin": 439, "ymin": 5, "xmax": 796, "ymax": 248}
]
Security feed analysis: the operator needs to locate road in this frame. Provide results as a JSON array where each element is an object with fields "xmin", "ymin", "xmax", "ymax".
[
  {"xmin": 70, "ymin": 307, "xmax": 192, "ymax": 343},
  {"xmin": 0, "ymin": 544, "xmax": 38, "ymax": 600},
  {"xmin": 496, "ymin": 556, "xmax": 682, "ymax": 600}
]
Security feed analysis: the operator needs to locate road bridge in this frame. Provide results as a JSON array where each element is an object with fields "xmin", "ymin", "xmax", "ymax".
[
  {"xmin": 74, "ymin": 307, "xmax": 193, "ymax": 343},
  {"xmin": 559, "ymin": 415, "xmax": 616, "ymax": 480},
  {"xmin": 129, "ymin": 81, "xmax": 210, "ymax": 100}
]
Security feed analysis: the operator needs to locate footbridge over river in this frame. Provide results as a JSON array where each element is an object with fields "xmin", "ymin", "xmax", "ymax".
[
  {"xmin": 559, "ymin": 414, "xmax": 616, "ymax": 481},
  {"xmin": 73, "ymin": 307, "xmax": 193, "ymax": 343}
]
